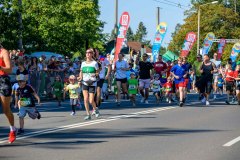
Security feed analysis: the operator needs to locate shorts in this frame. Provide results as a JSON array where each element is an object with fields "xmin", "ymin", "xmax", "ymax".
[
  {"xmin": 82, "ymin": 84, "xmax": 96, "ymax": 93},
  {"xmin": 70, "ymin": 98, "xmax": 78, "ymax": 105},
  {"xmin": 226, "ymin": 81, "xmax": 234, "ymax": 92},
  {"xmin": 184, "ymin": 78, "xmax": 189, "ymax": 86},
  {"xmin": 19, "ymin": 107, "xmax": 38, "ymax": 119},
  {"xmin": 199, "ymin": 78, "xmax": 212, "ymax": 94},
  {"xmin": 139, "ymin": 79, "xmax": 151, "ymax": 89},
  {"xmin": 97, "ymin": 79, "xmax": 104, "ymax": 88},
  {"xmin": 116, "ymin": 78, "xmax": 127, "ymax": 83},
  {"xmin": 0, "ymin": 76, "xmax": 12, "ymax": 97},
  {"xmin": 175, "ymin": 81, "xmax": 186, "ymax": 89}
]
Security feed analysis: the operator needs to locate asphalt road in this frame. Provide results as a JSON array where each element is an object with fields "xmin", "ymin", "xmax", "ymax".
[{"xmin": 0, "ymin": 94, "xmax": 240, "ymax": 160}]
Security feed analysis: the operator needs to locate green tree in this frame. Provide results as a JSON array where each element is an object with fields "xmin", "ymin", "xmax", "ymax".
[
  {"xmin": 134, "ymin": 22, "xmax": 148, "ymax": 43},
  {"xmin": 126, "ymin": 26, "xmax": 134, "ymax": 41},
  {"xmin": 0, "ymin": 0, "xmax": 104, "ymax": 57}
]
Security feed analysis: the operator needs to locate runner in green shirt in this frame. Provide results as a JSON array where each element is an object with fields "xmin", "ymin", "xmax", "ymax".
[
  {"xmin": 128, "ymin": 72, "xmax": 138, "ymax": 106},
  {"xmin": 52, "ymin": 75, "xmax": 64, "ymax": 106}
]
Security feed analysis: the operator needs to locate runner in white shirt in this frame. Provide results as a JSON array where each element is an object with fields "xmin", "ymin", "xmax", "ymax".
[{"xmin": 211, "ymin": 53, "xmax": 221, "ymax": 99}]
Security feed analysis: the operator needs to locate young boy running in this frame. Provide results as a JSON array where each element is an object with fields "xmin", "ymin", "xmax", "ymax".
[{"xmin": 15, "ymin": 74, "xmax": 41, "ymax": 135}]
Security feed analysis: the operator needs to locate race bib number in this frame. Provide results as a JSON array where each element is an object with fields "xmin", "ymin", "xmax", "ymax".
[
  {"xmin": 20, "ymin": 98, "xmax": 31, "ymax": 107},
  {"xmin": 153, "ymin": 84, "xmax": 159, "ymax": 89},
  {"xmin": 129, "ymin": 85, "xmax": 136, "ymax": 89},
  {"xmin": 70, "ymin": 90, "xmax": 76, "ymax": 94}
]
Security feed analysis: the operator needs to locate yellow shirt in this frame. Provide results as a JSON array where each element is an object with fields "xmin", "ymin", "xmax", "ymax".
[{"xmin": 65, "ymin": 83, "xmax": 79, "ymax": 99}]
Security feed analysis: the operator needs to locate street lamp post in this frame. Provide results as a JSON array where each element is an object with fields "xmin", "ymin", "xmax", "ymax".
[{"xmin": 197, "ymin": 1, "xmax": 218, "ymax": 55}]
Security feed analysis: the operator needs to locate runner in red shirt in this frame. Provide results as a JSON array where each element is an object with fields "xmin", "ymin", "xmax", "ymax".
[{"xmin": 154, "ymin": 55, "xmax": 167, "ymax": 84}]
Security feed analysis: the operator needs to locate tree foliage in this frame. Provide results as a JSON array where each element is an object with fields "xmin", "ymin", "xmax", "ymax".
[
  {"xmin": 134, "ymin": 22, "xmax": 148, "ymax": 43},
  {"xmin": 169, "ymin": 2, "xmax": 240, "ymax": 64},
  {"xmin": 0, "ymin": 0, "xmax": 104, "ymax": 57}
]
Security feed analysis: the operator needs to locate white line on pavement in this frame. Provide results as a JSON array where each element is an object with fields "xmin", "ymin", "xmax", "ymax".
[
  {"xmin": 223, "ymin": 136, "xmax": 240, "ymax": 147},
  {"xmin": 0, "ymin": 106, "xmax": 176, "ymax": 144}
]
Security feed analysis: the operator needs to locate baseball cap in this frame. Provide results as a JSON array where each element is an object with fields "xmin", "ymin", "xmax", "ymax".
[{"xmin": 130, "ymin": 72, "xmax": 135, "ymax": 76}]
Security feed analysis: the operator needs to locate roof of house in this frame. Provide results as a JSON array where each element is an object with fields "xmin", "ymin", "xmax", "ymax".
[{"xmin": 127, "ymin": 41, "xmax": 152, "ymax": 53}]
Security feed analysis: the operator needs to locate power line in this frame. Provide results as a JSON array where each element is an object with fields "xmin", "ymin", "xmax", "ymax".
[
  {"xmin": 164, "ymin": 0, "xmax": 189, "ymax": 8},
  {"xmin": 152, "ymin": 0, "xmax": 188, "ymax": 10}
]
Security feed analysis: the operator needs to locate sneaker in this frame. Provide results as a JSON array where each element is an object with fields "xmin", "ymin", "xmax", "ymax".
[
  {"xmin": 145, "ymin": 100, "xmax": 149, "ymax": 104},
  {"xmin": 84, "ymin": 115, "xmax": 91, "ymax": 120},
  {"xmin": 225, "ymin": 100, "xmax": 230, "ymax": 105},
  {"xmin": 8, "ymin": 130, "xmax": 17, "ymax": 144},
  {"xmin": 141, "ymin": 98, "xmax": 145, "ymax": 103},
  {"xmin": 201, "ymin": 97, "xmax": 206, "ymax": 103},
  {"xmin": 169, "ymin": 100, "xmax": 172, "ymax": 104},
  {"xmin": 166, "ymin": 98, "xmax": 169, "ymax": 103},
  {"xmin": 70, "ymin": 112, "xmax": 76, "ymax": 116},
  {"xmin": 179, "ymin": 102, "xmax": 184, "ymax": 107},
  {"xmin": 91, "ymin": 110, "xmax": 96, "ymax": 116},
  {"xmin": 206, "ymin": 101, "xmax": 210, "ymax": 106},
  {"xmin": 95, "ymin": 109, "xmax": 100, "ymax": 118},
  {"xmin": 17, "ymin": 128, "xmax": 24, "ymax": 135},
  {"xmin": 37, "ymin": 112, "xmax": 41, "ymax": 119}
]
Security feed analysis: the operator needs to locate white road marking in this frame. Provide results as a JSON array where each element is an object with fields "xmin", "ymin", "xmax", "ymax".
[
  {"xmin": 0, "ymin": 106, "xmax": 176, "ymax": 144},
  {"xmin": 223, "ymin": 136, "xmax": 240, "ymax": 147}
]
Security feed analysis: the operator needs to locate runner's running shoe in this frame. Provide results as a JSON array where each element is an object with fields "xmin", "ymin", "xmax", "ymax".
[
  {"xmin": 179, "ymin": 102, "xmax": 184, "ymax": 107},
  {"xmin": 91, "ymin": 110, "xmax": 96, "ymax": 116},
  {"xmin": 225, "ymin": 100, "xmax": 230, "ymax": 105},
  {"xmin": 84, "ymin": 115, "xmax": 91, "ymax": 120},
  {"xmin": 201, "ymin": 97, "xmax": 206, "ymax": 103},
  {"xmin": 8, "ymin": 130, "xmax": 17, "ymax": 144},
  {"xmin": 95, "ymin": 109, "xmax": 100, "ymax": 118},
  {"xmin": 70, "ymin": 112, "xmax": 76, "ymax": 116},
  {"xmin": 206, "ymin": 101, "xmax": 210, "ymax": 106}
]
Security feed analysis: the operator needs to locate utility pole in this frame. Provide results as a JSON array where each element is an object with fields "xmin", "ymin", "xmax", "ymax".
[
  {"xmin": 114, "ymin": 0, "xmax": 118, "ymax": 39},
  {"xmin": 18, "ymin": 0, "xmax": 23, "ymax": 50},
  {"xmin": 234, "ymin": 0, "xmax": 237, "ymax": 13},
  {"xmin": 156, "ymin": 7, "xmax": 161, "ymax": 27}
]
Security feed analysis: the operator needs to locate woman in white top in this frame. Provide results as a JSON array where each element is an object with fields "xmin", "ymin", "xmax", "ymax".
[
  {"xmin": 114, "ymin": 53, "xmax": 129, "ymax": 106},
  {"xmin": 79, "ymin": 48, "xmax": 100, "ymax": 120}
]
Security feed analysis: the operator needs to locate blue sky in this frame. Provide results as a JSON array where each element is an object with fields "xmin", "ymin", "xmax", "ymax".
[{"xmin": 99, "ymin": 0, "xmax": 191, "ymax": 47}]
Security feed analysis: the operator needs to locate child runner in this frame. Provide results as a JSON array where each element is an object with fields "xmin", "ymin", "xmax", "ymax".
[
  {"xmin": 128, "ymin": 72, "xmax": 138, "ymax": 106},
  {"xmin": 217, "ymin": 74, "xmax": 224, "ymax": 95},
  {"xmin": 52, "ymin": 75, "xmax": 64, "ymax": 106},
  {"xmin": 163, "ymin": 76, "xmax": 173, "ymax": 103},
  {"xmin": 151, "ymin": 74, "xmax": 162, "ymax": 104},
  {"xmin": 64, "ymin": 75, "xmax": 80, "ymax": 115},
  {"xmin": 15, "ymin": 74, "xmax": 41, "ymax": 135}
]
